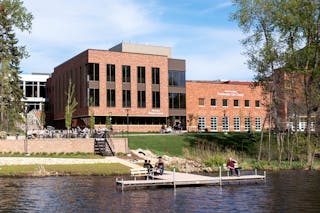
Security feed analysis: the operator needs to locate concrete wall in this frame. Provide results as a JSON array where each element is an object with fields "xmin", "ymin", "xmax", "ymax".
[{"xmin": 0, "ymin": 138, "xmax": 128, "ymax": 154}]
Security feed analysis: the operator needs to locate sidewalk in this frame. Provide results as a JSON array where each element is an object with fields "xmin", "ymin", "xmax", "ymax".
[{"xmin": 0, "ymin": 157, "xmax": 141, "ymax": 169}]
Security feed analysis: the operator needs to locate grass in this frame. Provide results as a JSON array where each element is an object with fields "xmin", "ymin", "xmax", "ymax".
[
  {"xmin": 128, "ymin": 134, "xmax": 190, "ymax": 157},
  {"xmin": 0, "ymin": 163, "xmax": 130, "ymax": 176}
]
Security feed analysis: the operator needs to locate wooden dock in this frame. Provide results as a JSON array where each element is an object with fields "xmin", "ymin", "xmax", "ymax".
[{"xmin": 116, "ymin": 169, "xmax": 266, "ymax": 190}]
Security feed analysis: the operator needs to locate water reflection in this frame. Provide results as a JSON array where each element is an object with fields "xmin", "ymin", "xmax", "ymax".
[{"xmin": 0, "ymin": 170, "xmax": 319, "ymax": 212}]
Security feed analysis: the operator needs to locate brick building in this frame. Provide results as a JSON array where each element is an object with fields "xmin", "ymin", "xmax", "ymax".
[
  {"xmin": 46, "ymin": 43, "xmax": 186, "ymax": 132},
  {"xmin": 186, "ymin": 80, "xmax": 269, "ymax": 132}
]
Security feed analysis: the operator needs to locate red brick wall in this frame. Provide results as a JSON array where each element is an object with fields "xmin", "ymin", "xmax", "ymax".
[
  {"xmin": 0, "ymin": 138, "xmax": 128, "ymax": 154},
  {"xmin": 186, "ymin": 81, "xmax": 269, "ymax": 132}
]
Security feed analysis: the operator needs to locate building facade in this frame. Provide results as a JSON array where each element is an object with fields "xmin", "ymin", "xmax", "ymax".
[
  {"xmin": 46, "ymin": 43, "xmax": 186, "ymax": 131},
  {"xmin": 20, "ymin": 73, "xmax": 50, "ymax": 112},
  {"xmin": 186, "ymin": 81, "xmax": 269, "ymax": 132}
]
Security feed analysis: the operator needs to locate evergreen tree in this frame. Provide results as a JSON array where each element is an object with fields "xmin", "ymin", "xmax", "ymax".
[{"xmin": 0, "ymin": 0, "xmax": 33, "ymax": 131}]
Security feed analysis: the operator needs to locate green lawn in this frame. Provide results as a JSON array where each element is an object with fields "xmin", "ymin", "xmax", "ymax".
[
  {"xmin": 128, "ymin": 134, "xmax": 190, "ymax": 156},
  {"xmin": 0, "ymin": 163, "xmax": 130, "ymax": 176}
]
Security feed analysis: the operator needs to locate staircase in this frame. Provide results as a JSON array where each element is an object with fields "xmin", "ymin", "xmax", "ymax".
[{"xmin": 94, "ymin": 130, "xmax": 115, "ymax": 156}]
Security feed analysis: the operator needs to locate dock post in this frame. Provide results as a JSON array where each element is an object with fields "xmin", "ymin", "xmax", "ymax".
[
  {"xmin": 255, "ymin": 169, "xmax": 257, "ymax": 175},
  {"xmin": 264, "ymin": 171, "xmax": 266, "ymax": 182},
  {"xmin": 219, "ymin": 166, "xmax": 222, "ymax": 186},
  {"xmin": 173, "ymin": 167, "xmax": 176, "ymax": 189},
  {"xmin": 121, "ymin": 178, "xmax": 124, "ymax": 191}
]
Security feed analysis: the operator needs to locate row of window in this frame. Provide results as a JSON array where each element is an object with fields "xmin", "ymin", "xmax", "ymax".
[
  {"xmin": 20, "ymin": 81, "xmax": 46, "ymax": 98},
  {"xmin": 198, "ymin": 116, "xmax": 262, "ymax": 132},
  {"xmin": 200, "ymin": 98, "xmax": 261, "ymax": 107},
  {"xmin": 88, "ymin": 63, "xmax": 186, "ymax": 87}
]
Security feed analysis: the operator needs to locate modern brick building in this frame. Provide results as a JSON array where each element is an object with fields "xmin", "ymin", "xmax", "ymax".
[
  {"xmin": 186, "ymin": 80, "xmax": 269, "ymax": 132},
  {"xmin": 46, "ymin": 43, "xmax": 186, "ymax": 132}
]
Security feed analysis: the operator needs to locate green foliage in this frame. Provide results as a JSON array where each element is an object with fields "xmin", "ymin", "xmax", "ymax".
[{"xmin": 65, "ymin": 79, "xmax": 78, "ymax": 130}]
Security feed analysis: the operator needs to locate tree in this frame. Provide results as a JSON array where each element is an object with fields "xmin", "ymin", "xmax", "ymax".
[
  {"xmin": 232, "ymin": 0, "xmax": 320, "ymax": 166},
  {"xmin": 65, "ymin": 79, "xmax": 78, "ymax": 135},
  {"xmin": 0, "ymin": 0, "xmax": 33, "ymax": 131}
]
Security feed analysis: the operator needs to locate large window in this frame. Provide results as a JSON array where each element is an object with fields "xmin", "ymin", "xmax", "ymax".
[
  {"xmin": 245, "ymin": 100, "xmax": 250, "ymax": 107},
  {"xmin": 122, "ymin": 65, "xmax": 131, "ymax": 83},
  {"xmin": 89, "ymin": 89, "xmax": 99, "ymax": 106},
  {"xmin": 222, "ymin": 116, "xmax": 229, "ymax": 131},
  {"xmin": 198, "ymin": 117, "xmax": 206, "ymax": 130},
  {"xmin": 234, "ymin": 117, "xmax": 240, "ymax": 131},
  {"xmin": 210, "ymin": 117, "xmax": 218, "ymax": 132},
  {"xmin": 26, "ymin": 81, "xmax": 37, "ymax": 97},
  {"xmin": 168, "ymin": 70, "xmax": 185, "ymax": 87},
  {"xmin": 169, "ymin": 93, "xmax": 186, "ymax": 109},
  {"xmin": 152, "ymin": 91, "xmax": 160, "ymax": 108},
  {"xmin": 199, "ymin": 98, "xmax": 205, "ymax": 106},
  {"xmin": 40, "ymin": 82, "xmax": 46, "ymax": 98},
  {"xmin": 107, "ymin": 64, "xmax": 115, "ymax": 82},
  {"xmin": 87, "ymin": 63, "xmax": 99, "ymax": 81},
  {"xmin": 222, "ymin": 99, "xmax": 228, "ymax": 107},
  {"xmin": 245, "ymin": 117, "xmax": 251, "ymax": 132},
  {"xmin": 255, "ymin": 117, "xmax": 261, "ymax": 131},
  {"xmin": 122, "ymin": 90, "xmax": 131, "ymax": 107},
  {"xmin": 137, "ymin": 66, "xmax": 145, "ymax": 83},
  {"xmin": 152, "ymin": 67, "xmax": 160, "ymax": 84},
  {"xmin": 234, "ymin": 100, "xmax": 239, "ymax": 107},
  {"xmin": 255, "ymin": 100, "xmax": 260, "ymax": 107},
  {"xmin": 137, "ymin": 90, "xmax": 146, "ymax": 108},
  {"xmin": 106, "ymin": 89, "xmax": 115, "ymax": 107},
  {"xmin": 211, "ymin": 98, "xmax": 216, "ymax": 106}
]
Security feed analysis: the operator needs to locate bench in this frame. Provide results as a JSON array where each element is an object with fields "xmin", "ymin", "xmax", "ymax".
[{"xmin": 130, "ymin": 168, "xmax": 150, "ymax": 180}]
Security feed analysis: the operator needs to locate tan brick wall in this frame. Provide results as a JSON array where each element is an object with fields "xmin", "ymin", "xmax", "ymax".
[
  {"xmin": 186, "ymin": 81, "xmax": 269, "ymax": 132},
  {"xmin": 0, "ymin": 138, "xmax": 128, "ymax": 154}
]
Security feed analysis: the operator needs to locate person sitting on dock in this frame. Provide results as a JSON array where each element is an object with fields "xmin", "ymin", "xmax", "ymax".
[
  {"xmin": 155, "ymin": 157, "xmax": 165, "ymax": 175},
  {"xmin": 227, "ymin": 157, "xmax": 240, "ymax": 176}
]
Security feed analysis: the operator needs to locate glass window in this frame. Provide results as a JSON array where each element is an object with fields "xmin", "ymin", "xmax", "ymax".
[
  {"xmin": 89, "ymin": 89, "xmax": 99, "ymax": 106},
  {"xmin": 255, "ymin": 117, "xmax": 261, "ymax": 131},
  {"xmin": 222, "ymin": 99, "xmax": 228, "ymax": 107},
  {"xmin": 211, "ymin": 99, "xmax": 216, "ymax": 106},
  {"xmin": 152, "ymin": 91, "xmax": 160, "ymax": 108},
  {"xmin": 169, "ymin": 93, "xmax": 186, "ymax": 109},
  {"xmin": 168, "ymin": 70, "xmax": 185, "ymax": 87},
  {"xmin": 245, "ymin": 100, "xmax": 250, "ymax": 107},
  {"xmin": 210, "ymin": 117, "xmax": 218, "ymax": 132},
  {"xmin": 199, "ymin": 98, "xmax": 205, "ymax": 106},
  {"xmin": 152, "ymin": 67, "xmax": 160, "ymax": 84},
  {"xmin": 245, "ymin": 117, "xmax": 251, "ymax": 132},
  {"xmin": 25, "ymin": 81, "xmax": 37, "ymax": 97},
  {"xmin": 137, "ymin": 90, "xmax": 146, "ymax": 108},
  {"xmin": 122, "ymin": 65, "xmax": 131, "ymax": 83},
  {"xmin": 255, "ymin": 100, "xmax": 260, "ymax": 107},
  {"xmin": 234, "ymin": 117, "xmax": 240, "ymax": 131},
  {"xmin": 87, "ymin": 63, "xmax": 99, "ymax": 81},
  {"xmin": 198, "ymin": 117, "xmax": 206, "ymax": 130},
  {"xmin": 40, "ymin": 82, "xmax": 46, "ymax": 98},
  {"xmin": 122, "ymin": 90, "xmax": 131, "ymax": 107},
  {"xmin": 106, "ymin": 89, "xmax": 115, "ymax": 107},
  {"xmin": 234, "ymin": 99, "xmax": 239, "ymax": 107},
  {"xmin": 107, "ymin": 64, "xmax": 115, "ymax": 82},
  {"xmin": 222, "ymin": 116, "xmax": 229, "ymax": 131},
  {"xmin": 137, "ymin": 66, "xmax": 145, "ymax": 83}
]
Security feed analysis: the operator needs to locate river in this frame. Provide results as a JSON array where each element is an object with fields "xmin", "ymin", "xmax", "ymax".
[{"xmin": 0, "ymin": 170, "xmax": 319, "ymax": 212}]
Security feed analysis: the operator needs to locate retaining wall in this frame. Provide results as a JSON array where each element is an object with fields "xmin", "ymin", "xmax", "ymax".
[{"xmin": 0, "ymin": 138, "xmax": 128, "ymax": 154}]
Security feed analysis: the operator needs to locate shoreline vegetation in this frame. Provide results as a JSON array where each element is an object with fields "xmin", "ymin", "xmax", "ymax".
[{"xmin": 0, "ymin": 132, "xmax": 319, "ymax": 177}]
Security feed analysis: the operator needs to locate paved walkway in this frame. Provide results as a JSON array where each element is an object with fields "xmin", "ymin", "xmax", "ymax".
[{"xmin": 0, "ymin": 157, "xmax": 141, "ymax": 169}]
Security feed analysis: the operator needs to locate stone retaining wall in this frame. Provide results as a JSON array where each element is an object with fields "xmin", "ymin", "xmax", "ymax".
[{"xmin": 0, "ymin": 138, "xmax": 128, "ymax": 154}]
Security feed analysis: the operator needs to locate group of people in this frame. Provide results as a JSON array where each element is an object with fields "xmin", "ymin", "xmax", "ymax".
[{"xmin": 143, "ymin": 156, "xmax": 165, "ymax": 175}]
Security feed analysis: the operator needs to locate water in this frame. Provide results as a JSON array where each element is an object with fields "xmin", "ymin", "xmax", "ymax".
[{"xmin": 0, "ymin": 170, "xmax": 319, "ymax": 212}]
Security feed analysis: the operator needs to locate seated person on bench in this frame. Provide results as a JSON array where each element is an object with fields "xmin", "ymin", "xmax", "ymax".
[
  {"xmin": 155, "ymin": 156, "xmax": 165, "ymax": 175},
  {"xmin": 227, "ymin": 157, "xmax": 241, "ymax": 176}
]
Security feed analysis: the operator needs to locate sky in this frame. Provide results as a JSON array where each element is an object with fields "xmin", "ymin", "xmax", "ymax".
[{"xmin": 17, "ymin": 0, "xmax": 253, "ymax": 81}]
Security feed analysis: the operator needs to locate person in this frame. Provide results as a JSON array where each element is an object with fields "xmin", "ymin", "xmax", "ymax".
[
  {"xmin": 155, "ymin": 156, "xmax": 165, "ymax": 175},
  {"xmin": 227, "ymin": 157, "xmax": 240, "ymax": 176}
]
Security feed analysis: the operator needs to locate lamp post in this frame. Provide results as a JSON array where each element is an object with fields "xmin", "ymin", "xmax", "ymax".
[
  {"xmin": 125, "ymin": 108, "xmax": 130, "ymax": 135},
  {"xmin": 24, "ymin": 105, "xmax": 29, "ymax": 155}
]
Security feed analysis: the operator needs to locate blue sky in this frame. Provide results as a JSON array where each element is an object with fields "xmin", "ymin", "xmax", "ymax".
[{"xmin": 17, "ymin": 0, "xmax": 253, "ymax": 81}]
